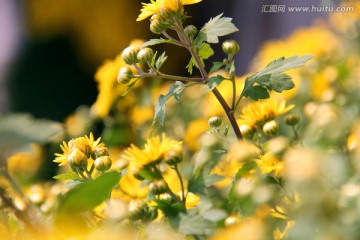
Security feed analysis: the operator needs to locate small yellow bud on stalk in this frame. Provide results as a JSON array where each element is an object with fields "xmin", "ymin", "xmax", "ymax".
[
  {"xmin": 240, "ymin": 124, "xmax": 256, "ymax": 139},
  {"xmin": 285, "ymin": 114, "xmax": 300, "ymax": 126},
  {"xmin": 137, "ymin": 48, "xmax": 154, "ymax": 64},
  {"xmin": 184, "ymin": 25, "xmax": 198, "ymax": 40},
  {"xmin": 150, "ymin": 15, "xmax": 169, "ymax": 34},
  {"xmin": 94, "ymin": 156, "xmax": 112, "ymax": 172},
  {"xmin": 67, "ymin": 149, "xmax": 88, "ymax": 169},
  {"xmin": 164, "ymin": 144, "xmax": 183, "ymax": 166},
  {"xmin": 93, "ymin": 146, "xmax": 109, "ymax": 159},
  {"xmin": 117, "ymin": 66, "xmax": 134, "ymax": 84},
  {"xmin": 121, "ymin": 46, "xmax": 140, "ymax": 65},
  {"xmin": 263, "ymin": 120, "xmax": 279, "ymax": 137},
  {"xmin": 208, "ymin": 116, "xmax": 222, "ymax": 128},
  {"xmin": 222, "ymin": 39, "xmax": 240, "ymax": 55}
]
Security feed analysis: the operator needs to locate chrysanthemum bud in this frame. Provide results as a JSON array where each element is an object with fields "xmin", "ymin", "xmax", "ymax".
[
  {"xmin": 94, "ymin": 156, "xmax": 112, "ymax": 172},
  {"xmin": 149, "ymin": 179, "xmax": 168, "ymax": 195},
  {"xmin": 159, "ymin": 0, "xmax": 183, "ymax": 19},
  {"xmin": 150, "ymin": 15, "xmax": 168, "ymax": 34},
  {"xmin": 117, "ymin": 66, "xmax": 134, "ymax": 84},
  {"xmin": 121, "ymin": 46, "xmax": 140, "ymax": 65},
  {"xmin": 262, "ymin": 120, "xmax": 279, "ymax": 137},
  {"xmin": 284, "ymin": 114, "xmax": 300, "ymax": 126},
  {"xmin": 137, "ymin": 48, "xmax": 154, "ymax": 64},
  {"xmin": 208, "ymin": 116, "xmax": 222, "ymax": 128},
  {"xmin": 67, "ymin": 149, "xmax": 88, "ymax": 169},
  {"xmin": 93, "ymin": 146, "xmax": 109, "ymax": 159},
  {"xmin": 184, "ymin": 25, "xmax": 198, "ymax": 40},
  {"xmin": 222, "ymin": 39, "xmax": 240, "ymax": 55},
  {"xmin": 164, "ymin": 144, "xmax": 183, "ymax": 166},
  {"xmin": 240, "ymin": 124, "xmax": 256, "ymax": 139},
  {"xmin": 128, "ymin": 200, "xmax": 148, "ymax": 221}
]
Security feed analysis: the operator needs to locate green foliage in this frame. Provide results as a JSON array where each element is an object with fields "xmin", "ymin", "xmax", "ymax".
[
  {"xmin": 142, "ymin": 38, "xmax": 172, "ymax": 47},
  {"xmin": 53, "ymin": 171, "xmax": 81, "ymax": 181},
  {"xmin": 178, "ymin": 212, "xmax": 214, "ymax": 235},
  {"xmin": 207, "ymin": 75, "xmax": 227, "ymax": 90},
  {"xmin": 57, "ymin": 171, "xmax": 122, "ymax": 213},
  {"xmin": 0, "ymin": 114, "xmax": 63, "ymax": 163},
  {"xmin": 186, "ymin": 43, "xmax": 214, "ymax": 74},
  {"xmin": 153, "ymin": 81, "xmax": 185, "ymax": 126},
  {"xmin": 240, "ymin": 55, "xmax": 313, "ymax": 101},
  {"xmin": 121, "ymin": 79, "xmax": 139, "ymax": 96},
  {"xmin": 155, "ymin": 52, "xmax": 168, "ymax": 70},
  {"xmin": 195, "ymin": 13, "xmax": 239, "ymax": 46},
  {"xmin": 209, "ymin": 61, "xmax": 225, "ymax": 74}
]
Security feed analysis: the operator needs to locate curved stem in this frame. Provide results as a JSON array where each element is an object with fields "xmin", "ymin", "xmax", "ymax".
[
  {"xmin": 173, "ymin": 165, "xmax": 186, "ymax": 206},
  {"xmin": 135, "ymin": 73, "xmax": 203, "ymax": 83}
]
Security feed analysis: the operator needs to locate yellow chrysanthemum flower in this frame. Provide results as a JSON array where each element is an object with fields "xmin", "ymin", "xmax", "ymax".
[
  {"xmin": 54, "ymin": 132, "xmax": 102, "ymax": 166},
  {"xmin": 121, "ymin": 134, "xmax": 182, "ymax": 172},
  {"xmin": 238, "ymin": 99, "xmax": 294, "ymax": 127},
  {"xmin": 137, "ymin": 0, "xmax": 202, "ymax": 21},
  {"xmin": 256, "ymin": 153, "xmax": 284, "ymax": 176}
]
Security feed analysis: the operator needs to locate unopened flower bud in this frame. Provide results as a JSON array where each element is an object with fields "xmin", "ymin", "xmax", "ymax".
[
  {"xmin": 208, "ymin": 116, "xmax": 222, "ymax": 128},
  {"xmin": 149, "ymin": 179, "xmax": 168, "ymax": 195},
  {"xmin": 128, "ymin": 200, "xmax": 148, "ymax": 221},
  {"xmin": 93, "ymin": 146, "xmax": 109, "ymax": 159},
  {"xmin": 121, "ymin": 46, "xmax": 140, "ymax": 65},
  {"xmin": 184, "ymin": 25, "xmax": 198, "ymax": 40},
  {"xmin": 94, "ymin": 156, "xmax": 112, "ymax": 172},
  {"xmin": 137, "ymin": 48, "xmax": 154, "ymax": 64},
  {"xmin": 117, "ymin": 66, "xmax": 134, "ymax": 84},
  {"xmin": 239, "ymin": 124, "xmax": 256, "ymax": 139},
  {"xmin": 150, "ymin": 15, "xmax": 168, "ymax": 34},
  {"xmin": 164, "ymin": 144, "xmax": 183, "ymax": 166},
  {"xmin": 67, "ymin": 149, "xmax": 88, "ymax": 169},
  {"xmin": 222, "ymin": 39, "xmax": 240, "ymax": 55},
  {"xmin": 262, "ymin": 120, "xmax": 279, "ymax": 137},
  {"xmin": 284, "ymin": 114, "xmax": 300, "ymax": 126},
  {"xmin": 159, "ymin": 0, "xmax": 183, "ymax": 19}
]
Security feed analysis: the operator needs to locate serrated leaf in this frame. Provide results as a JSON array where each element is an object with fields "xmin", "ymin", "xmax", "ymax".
[
  {"xmin": 195, "ymin": 13, "xmax": 238, "ymax": 46},
  {"xmin": 53, "ymin": 171, "xmax": 81, "ymax": 181},
  {"xmin": 207, "ymin": 75, "xmax": 227, "ymax": 90},
  {"xmin": 240, "ymin": 55, "xmax": 312, "ymax": 101},
  {"xmin": 153, "ymin": 81, "xmax": 186, "ymax": 125},
  {"xmin": 209, "ymin": 61, "xmax": 225, "ymax": 74},
  {"xmin": 242, "ymin": 85, "xmax": 269, "ymax": 100},
  {"xmin": 186, "ymin": 43, "xmax": 214, "ymax": 74},
  {"xmin": 142, "ymin": 38, "xmax": 171, "ymax": 47},
  {"xmin": 155, "ymin": 52, "xmax": 168, "ymax": 70}
]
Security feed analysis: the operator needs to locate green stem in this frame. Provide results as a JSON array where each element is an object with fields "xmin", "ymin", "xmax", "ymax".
[
  {"xmin": 162, "ymin": 31, "xmax": 183, "ymax": 46},
  {"xmin": 291, "ymin": 125, "xmax": 300, "ymax": 141},
  {"xmin": 173, "ymin": 165, "xmax": 186, "ymax": 206},
  {"xmin": 172, "ymin": 20, "xmax": 242, "ymax": 140},
  {"xmin": 135, "ymin": 73, "xmax": 203, "ymax": 83}
]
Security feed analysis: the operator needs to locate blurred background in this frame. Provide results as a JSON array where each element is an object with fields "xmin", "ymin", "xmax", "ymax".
[{"xmin": 1, "ymin": 0, "xmax": 330, "ymax": 119}]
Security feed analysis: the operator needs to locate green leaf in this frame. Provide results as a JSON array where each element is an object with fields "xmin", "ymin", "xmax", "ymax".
[
  {"xmin": 195, "ymin": 13, "xmax": 238, "ymax": 47},
  {"xmin": 53, "ymin": 171, "xmax": 81, "ymax": 181},
  {"xmin": 240, "ymin": 55, "xmax": 312, "ymax": 101},
  {"xmin": 154, "ymin": 199, "xmax": 184, "ymax": 217},
  {"xmin": 153, "ymin": 81, "xmax": 186, "ymax": 126},
  {"xmin": 235, "ymin": 161, "xmax": 257, "ymax": 179},
  {"xmin": 57, "ymin": 171, "xmax": 122, "ymax": 213},
  {"xmin": 242, "ymin": 85, "xmax": 269, "ymax": 100},
  {"xmin": 207, "ymin": 75, "xmax": 227, "ymax": 90},
  {"xmin": 142, "ymin": 38, "xmax": 171, "ymax": 47},
  {"xmin": 209, "ymin": 61, "xmax": 225, "ymax": 74},
  {"xmin": 0, "ymin": 114, "xmax": 64, "ymax": 163},
  {"xmin": 155, "ymin": 52, "xmax": 168, "ymax": 70},
  {"xmin": 257, "ymin": 74, "xmax": 294, "ymax": 93},
  {"xmin": 186, "ymin": 43, "xmax": 214, "ymax": 74},
  {"xmin": 121, "ymin": 79, "xmax": 139, "ymax": 96},
  {"xmin": 178, "ymin": 212, "xmax": 214, "ymax": 235}
]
